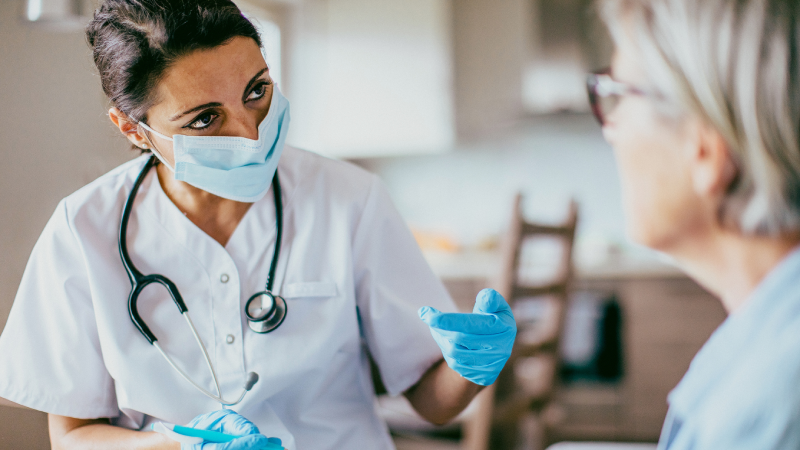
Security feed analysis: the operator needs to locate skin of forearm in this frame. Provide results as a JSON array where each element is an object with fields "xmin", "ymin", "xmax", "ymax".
[
  {"xmin": 403, "ymin": 359, "xmax": 484, "ymax": 425},
  {"xmin": 49, "ymin": 415, "xmax": 179, "ymax": 450}
]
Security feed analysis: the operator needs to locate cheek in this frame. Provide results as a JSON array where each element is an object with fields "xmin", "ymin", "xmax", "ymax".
[{"xmin": 604, "ymin": 101, "xmax": 695, "ymax": 248}]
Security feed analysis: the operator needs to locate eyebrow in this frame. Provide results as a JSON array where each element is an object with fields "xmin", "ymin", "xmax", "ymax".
[
  {"xmin": 168, "ymin": 67, "xmax": 270, "ymax": 122},
  {"xmin": 242, "ymin": 67, "xmax": 270, "ymax": 102},
  {"xmin": 168, "ymin": 102, "xmax": 223, "ymax": 122}
]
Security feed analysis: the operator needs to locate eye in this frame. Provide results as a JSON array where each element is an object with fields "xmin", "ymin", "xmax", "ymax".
[
  {"xmin": 186, "ymin": 112, "xmax": 218, "ymax": 130},
  {"xmin": 246, "ymin": 81, "xmax": 271, "ymax": 102}
]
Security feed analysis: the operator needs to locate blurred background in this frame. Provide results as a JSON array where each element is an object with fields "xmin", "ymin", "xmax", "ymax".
[{"xmin": 0, "ymin": 0, "xmax": 726, "ymax": 449}]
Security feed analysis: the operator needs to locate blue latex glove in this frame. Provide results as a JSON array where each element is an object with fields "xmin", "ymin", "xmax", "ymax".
[
  {"xmin": 182, "ymin": 409, "xmax": 274, "ymax": 450},
  {"xmin": 419, "ymin": 288, "xmax": 516, "ymax": 386}
]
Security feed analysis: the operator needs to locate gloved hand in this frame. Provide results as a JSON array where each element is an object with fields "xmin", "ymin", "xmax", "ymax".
[
  {"xmin": 419, "ymin": 288, "xmax": 516, "ymax": 386},
  {"xmin": 183, "ymin": 409, "xmax": 280, "ymax": 449}
]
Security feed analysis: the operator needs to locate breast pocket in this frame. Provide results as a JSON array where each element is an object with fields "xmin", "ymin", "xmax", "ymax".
[
  {"xmin": 269, "ymin": 281, "xmax": 356, "ymax": 375},
  {"xmin": 278, "ymin": 281, "xmax": 343, "ymax": 337},
  {"xmin": 278, "ymin": 280, "xmax": 358, "ymax": 351}
]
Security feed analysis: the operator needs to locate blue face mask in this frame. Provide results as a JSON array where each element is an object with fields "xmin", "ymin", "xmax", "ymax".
[{"xmin": 139, "ymin": 85, "xmax": 291, "ymax": 203}]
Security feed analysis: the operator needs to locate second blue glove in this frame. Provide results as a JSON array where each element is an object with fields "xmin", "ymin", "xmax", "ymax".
[
  {"xmin": 183, "ymin": 409, "xmax": 273, "ymax": 450},
  {"xmin": 419, "ymin": 288, "xmax": 516, "ymax": 386}
]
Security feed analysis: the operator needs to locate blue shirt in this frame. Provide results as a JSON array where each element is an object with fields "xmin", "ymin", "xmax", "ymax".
[{"xmin": 659, "ymin": 247, "xmax": 800, "ymax": 449}]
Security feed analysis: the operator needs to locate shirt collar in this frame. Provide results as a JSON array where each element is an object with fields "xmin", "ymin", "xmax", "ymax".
[{"xmin": 132, "ymin": 147, "xmax": 300, "ymax": 247}]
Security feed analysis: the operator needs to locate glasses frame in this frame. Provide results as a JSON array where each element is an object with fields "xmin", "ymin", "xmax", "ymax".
[{"xmin": 586, "ymin": 71, "xmax": 649, "ymax": 125}]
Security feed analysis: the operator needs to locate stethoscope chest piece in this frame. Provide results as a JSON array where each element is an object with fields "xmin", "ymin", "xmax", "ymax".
[{"xmin": 245, "ymin": 291, "xmax": 287, "ymax": 333}]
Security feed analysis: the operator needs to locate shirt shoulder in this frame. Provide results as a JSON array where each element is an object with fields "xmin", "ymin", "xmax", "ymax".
[
  {"xmin": 59, "ymin": 155, "xmax": 150, "ymax": 232},
  {"xmin": 671, "ymin": 286, "xmax": 800, "ymax": 449},
  {"xmin": 279, "ymin": 146, "xmax": 380, "ymax": 206}
]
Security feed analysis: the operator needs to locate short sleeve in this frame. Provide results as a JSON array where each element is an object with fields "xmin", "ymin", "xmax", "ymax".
[
  {"xmin": 352, "ymin": 177, "xmax": 457, "ymax": 396},
  {"xmin": 0, "ymin": 200, "xmax": 118, "ymax": 419}
]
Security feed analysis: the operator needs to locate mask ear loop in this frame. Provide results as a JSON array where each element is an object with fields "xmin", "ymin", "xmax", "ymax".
[{"xmin": 137, "ymin": 121, "xmax": 176, "ymax": 173}]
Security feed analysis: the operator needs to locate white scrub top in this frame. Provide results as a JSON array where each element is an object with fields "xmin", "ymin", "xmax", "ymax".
[{"xmin": 0, "ymin": 146, "xmax": 456, "ymax": 450}]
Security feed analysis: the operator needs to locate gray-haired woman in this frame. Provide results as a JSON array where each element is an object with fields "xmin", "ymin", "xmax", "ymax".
[{"xmin": 589, "ymin": 0, "xmax": 800, "ymax": 448}]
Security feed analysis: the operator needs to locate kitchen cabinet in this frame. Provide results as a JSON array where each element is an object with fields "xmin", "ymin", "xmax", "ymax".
[
  {"xmin": 549, "ymin": 275, "xmax": 726, "ymax": 442},
  {"xmin": 0, "ymin": 400, "xmax": 49, "ymax": 449}
]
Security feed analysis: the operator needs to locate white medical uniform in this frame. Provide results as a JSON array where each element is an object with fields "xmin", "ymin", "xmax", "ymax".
[{"xmin": 0, "ymin": 146, "xmax": 456, "ymax": 450}]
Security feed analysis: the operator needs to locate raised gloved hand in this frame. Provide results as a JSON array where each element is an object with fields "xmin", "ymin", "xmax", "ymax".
[
  {"xmin": 419, "ymin": 288, "xmax": 516, "ymax": 386},
  {"xmin": 183, "ymin": 409, "xmax": 280, "ymax": 449}
]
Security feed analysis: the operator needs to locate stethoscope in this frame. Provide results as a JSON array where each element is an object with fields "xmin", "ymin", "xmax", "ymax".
[{"xmin": 119, "ymin": 155, "xmax": 288, "ymax": 406}]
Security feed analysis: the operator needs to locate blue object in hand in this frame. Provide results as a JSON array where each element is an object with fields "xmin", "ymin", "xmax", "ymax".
[
  {"xmin": 419, "ymin": 288, "xmax": 516, "ymax": 386},
  {"xmin": 181, "ymin": 409, "xmax": 281, "ymax": 449}
]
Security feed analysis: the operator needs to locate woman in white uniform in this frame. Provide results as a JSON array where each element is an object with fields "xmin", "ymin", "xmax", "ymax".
[{"xmin": 0, "ymin": 1, "xmax": 516, "ymax": 449}]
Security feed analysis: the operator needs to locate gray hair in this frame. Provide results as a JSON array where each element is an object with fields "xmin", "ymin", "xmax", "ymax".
[{"xmin": 599, "ymin": 0, "xmax": 800, "ymax": 236}]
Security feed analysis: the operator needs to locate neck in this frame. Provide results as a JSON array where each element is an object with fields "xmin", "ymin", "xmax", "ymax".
[
  {"xmin": 156, "ymin": 163, "xmax": 252, "ymax": 247},
  {"xmin": 666, "ymin": 229, "xmax": 800, "ymax": 313}
]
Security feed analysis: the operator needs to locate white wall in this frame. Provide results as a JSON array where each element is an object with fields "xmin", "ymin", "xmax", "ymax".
[
  {"xmin": 0, "ymin": 0, "xmax": 132, "ymax": 330},
  {"xmin": 0, "ymin": 2, "xmax": 131, "ymax": 445},
  {"xmin": 285, "ymin": 0, "xmax": 455, "ymax": 158},
  {"xmin": 357, "ymin": 114, "xmax": 629, "ymax": 252},
  {"xmin": 452, "ymin": 0, "xmax": 530, "ymax": 140}
]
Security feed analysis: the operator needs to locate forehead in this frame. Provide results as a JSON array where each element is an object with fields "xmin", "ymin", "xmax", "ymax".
[
  {"xmin": 154, "ymin": 36, "xmax": 267, "ymax": 112},
  {"xmin": 610, "ymin": 22, "xmax": 649, "ymax": 84}
]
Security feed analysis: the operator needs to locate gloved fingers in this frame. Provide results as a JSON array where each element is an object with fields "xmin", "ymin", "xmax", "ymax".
[
  {"xmin": 214, "ymin": 433, "xmax": 270, "ymax": 450},
  {"xmin": 418, "ymin": 306, "xmax": 443, "ymax": 322},
  {"xmin": 441, "ymin": 341, "xmax": 509, "ymax": 365},
  {"xmin": 216, "ymin": 412, "xmax": 261, "ymax": 437},
  {"xmin": 432, "ymin": 331, "xmax": 507, "ymax": 366},
  {"xmin": 431, "ymin": 331, "xmax": 488, "ymax": 357},
  {"xmin": 187, "ymin": 409, "xmax": 261, "ymax": 444},
  {"xmin": 429, "ymin": 327, "xmax": 510, "ymax": 351},
  {"xmin": 420, "ymin": 307, "xmax": 513, "ymax": 335},
  {"xmin": 473, "ymin": 289, "xmax": 513, "ymax": 316}
]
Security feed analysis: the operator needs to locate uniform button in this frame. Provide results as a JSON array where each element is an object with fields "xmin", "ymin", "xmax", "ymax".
[
  {"xmin": 220, "ymin": 274, "xmax": 230, "ymax": 283},
  {"xmin": 226, "ymin": 334, "xmax": 235, "ymax": 344}
]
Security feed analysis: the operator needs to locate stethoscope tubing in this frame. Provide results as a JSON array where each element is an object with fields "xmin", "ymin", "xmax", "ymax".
[
  {"xmin": 118, "ymin": 155, "xmax": 280, "ymax": 406},
  {"xmin": 120, "ymin": 156, "xmax": 191, "ymax": 345}
]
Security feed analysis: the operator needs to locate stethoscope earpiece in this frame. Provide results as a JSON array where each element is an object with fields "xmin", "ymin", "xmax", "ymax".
[{"xmin": 245, "ymin": 291, "xmax": 288, "ymax": 334}]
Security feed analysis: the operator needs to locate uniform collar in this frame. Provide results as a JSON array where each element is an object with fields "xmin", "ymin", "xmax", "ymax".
[{"xmin": 131, "ymin": 147, "xmax": 301, "ymax": 253}]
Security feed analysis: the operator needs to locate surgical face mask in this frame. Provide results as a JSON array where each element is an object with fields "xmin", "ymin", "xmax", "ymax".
[{"xmin": 138, "ymin": 85, "xmax": 291, "ymax": 203}]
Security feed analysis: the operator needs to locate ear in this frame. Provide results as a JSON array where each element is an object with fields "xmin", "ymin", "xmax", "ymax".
[
  {"xmin": 689, "ymin": 121, "xmax": 737, "ymax": 198},
  {"xmin": 108, "ymin": 107, "xmax": 150, "ymax": 150}
]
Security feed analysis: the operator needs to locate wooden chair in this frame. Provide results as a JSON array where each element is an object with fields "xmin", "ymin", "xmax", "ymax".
[{"xmin": 489, "ymin": 193, "xmax": 579, "ymax": 449}]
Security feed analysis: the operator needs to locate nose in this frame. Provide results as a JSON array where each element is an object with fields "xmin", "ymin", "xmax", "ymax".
[{"xmin": 222, "ymin": 108, "xmax": 261, "ymax": 140}]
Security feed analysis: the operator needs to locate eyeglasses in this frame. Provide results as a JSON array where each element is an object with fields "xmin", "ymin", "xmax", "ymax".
[{"xmin": 586, "ymin": 71, "xmax": 649, "ymax": 125}]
